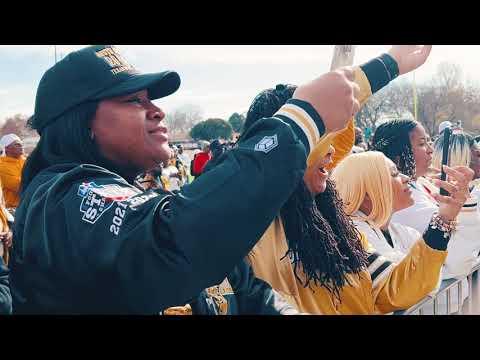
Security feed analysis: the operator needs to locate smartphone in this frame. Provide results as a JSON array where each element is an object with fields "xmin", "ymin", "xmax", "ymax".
[{"xmin": 440, "ymin": 126, "xmax": 452, "ymax": 196}]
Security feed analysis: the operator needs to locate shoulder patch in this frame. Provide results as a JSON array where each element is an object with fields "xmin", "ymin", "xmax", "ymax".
[
  {"xmin": 77, "ymin": 182, "xmax": 140, "ymax": 224},
  {"xmin": 254, "ymin": 135, "xmax": 278, "ymax": 153},
  {"xmin": 204, "ymin": 278, "xmax": 234, "ymax": 315}
]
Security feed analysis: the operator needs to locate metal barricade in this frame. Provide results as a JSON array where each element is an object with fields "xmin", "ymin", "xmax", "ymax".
[{"xmin": 465, "ymin": 259, "xmax": 480, "ymax": 314}]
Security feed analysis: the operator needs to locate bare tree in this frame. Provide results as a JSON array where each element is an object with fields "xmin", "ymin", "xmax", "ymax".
[
  {"xmin": 164, "ymin": 104, "xmax": 204, "ymax": 140},
  {"xmin": 355, "ymin": 92, "xmax": 389, "ymax": 131},
  {"xmin": 354, "ymin": 80, "xmax": 412, "ymax": 132},
  {"xmin": 435, "ymin": 62, "xmax": 463, "ymax": 91},
  {"xmin": 369, "ymin": 62, "xmax": 480, "ymax": 136},
  {"xmin": 463, "ymin": 82, "xmax": 480, "ymax": 131},
  {"xmin": 1, "ymin": 114, "xmax": 37, "ymax": 138}
]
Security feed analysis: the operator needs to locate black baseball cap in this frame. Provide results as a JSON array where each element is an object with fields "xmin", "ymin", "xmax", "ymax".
[{"xmin": 32, "ymin": 45, "xmax": 181, "ymax": 132}]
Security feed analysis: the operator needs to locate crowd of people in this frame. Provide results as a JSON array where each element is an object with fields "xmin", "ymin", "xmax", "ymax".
[{"xmin": 1, "ymin": 44, "xmax": 480, "ymax": 315}]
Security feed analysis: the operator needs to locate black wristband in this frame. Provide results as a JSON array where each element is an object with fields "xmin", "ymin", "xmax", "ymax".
[
  {"xmin": 423, "ymin": 224, "xmax": 451, "ymax": 251},
  {"xmin": 379, "ymin": 53, "xmax": 399, "ymax": 80},
  {"xmin": 359, "ymin": 54, "xmax": 400, "ymax": 93}
]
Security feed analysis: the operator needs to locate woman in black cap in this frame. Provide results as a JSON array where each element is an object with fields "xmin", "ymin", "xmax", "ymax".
[{"xmin": 9, "ymin": 45, "xmax": 409, "ymax": 314}]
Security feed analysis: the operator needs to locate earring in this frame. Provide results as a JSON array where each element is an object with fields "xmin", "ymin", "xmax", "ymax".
[{"xmin": 90, "ymin": 130, "xmax": 95, "ymax": 140}]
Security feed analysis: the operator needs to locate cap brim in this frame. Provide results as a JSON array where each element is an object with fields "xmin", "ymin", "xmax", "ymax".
[{"xmin": 93, "ymin": 71, "xmax": 181, "ymax": 100}]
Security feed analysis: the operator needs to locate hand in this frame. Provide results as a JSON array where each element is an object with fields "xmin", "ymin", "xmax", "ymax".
[
  {"xmin": 425, "ymin": 167, "xmax": 441, "ymax": 182},
  {"xmin": 387, "ymin": 45, "xmax": 432, "ymax": 75},
  {"xmin": 293, "ymin": 67, "xmax": 360, "ymax": 134},
  {"xmin": 431, "ymin": 165, "xmax": 474, "ymax": 222},
  {"xmin": 0, "ymin": 231, "xmax": 12, "ymax": 248}
]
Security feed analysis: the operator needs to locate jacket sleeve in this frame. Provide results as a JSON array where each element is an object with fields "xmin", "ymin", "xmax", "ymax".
[
  {"xmin": 58, "ymin": 100, "xmax": 326, "ymax": 314},
  {"xmin": 229, "ymin": 260, "xmax": 303, "ymax": 315},
  {"xmin": 309, "ymin": 66, "xmax": 373, "ymax": 170},
  {"xmin": 443, "ymin": 225, "xmax": 480, "ymax": 279},
  {"xmin": 436, "ymin": 195, "xmax": 480, "ymax": 279},
  {"xmin": 359, "ymin": 229, "xmax": 448, "ymax": 314},
  {"xmin": 327, "ymin": 67, "xmax": 373, "ymax": 170},
  {"xmin": 0, "ymin": 256, "xmax": 12, "ymax": 315}
]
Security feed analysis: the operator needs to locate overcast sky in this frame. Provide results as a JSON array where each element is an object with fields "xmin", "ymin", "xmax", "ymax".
[{"xmin": 1, "ymin": 45, "xmax": 479, "ymax": 125}]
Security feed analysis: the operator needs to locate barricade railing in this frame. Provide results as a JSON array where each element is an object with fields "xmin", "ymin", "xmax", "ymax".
[{"xmin": 394, "ymin": 257, "xmax": 480, "ymax": 315}]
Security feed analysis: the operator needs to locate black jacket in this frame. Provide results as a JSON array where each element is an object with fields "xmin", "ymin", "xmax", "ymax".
[
  {"xmin": 10, "ymin": 102, "xmax": 325, "ymax": 314},
  {"xmin": 188, "ymin": 260, "xmax": 299, "ymax": 315}
]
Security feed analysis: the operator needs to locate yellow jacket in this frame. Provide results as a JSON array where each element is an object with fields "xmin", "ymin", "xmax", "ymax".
[
  {"xmin": 0, "ymin": 156, "xmax": 25, "ymax": 208},
  {"xmin": 247, "ymin": 66, "xmax": 447, "ymax": 314},
  {"xmin": 247, "ymin": 217, "xmax": 446, "ymax": 314},
  {"xmin": 306, "ymin": 66, "xmax": 371, "ymax": 170}
]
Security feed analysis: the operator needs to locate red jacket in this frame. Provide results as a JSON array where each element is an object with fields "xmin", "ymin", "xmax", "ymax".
[{"xmin": 193, "ymin": 151, "xmax": 211, "ymax": 176}]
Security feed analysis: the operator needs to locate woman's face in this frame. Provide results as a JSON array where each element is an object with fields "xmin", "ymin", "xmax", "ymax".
[
  {"xmin": 91, "ymin": 90, "xmax": 171, "ymax": 172},
  {"xmin": 303, "ymin": 145, "xmax": 335, "ymax": 195},
  {"xmin": 409, "ymin": 124, "xmax": 433, "ymax": 178},
  {"xmin": 387, "ymin": 158, "xmax": 414, "ymax": 213}
]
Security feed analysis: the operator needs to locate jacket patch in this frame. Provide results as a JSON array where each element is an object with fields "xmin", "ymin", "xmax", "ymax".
[
  {"xmin": 254, "ymin": 135, "xmax": 278, "ymax": 153},
  {"xmin": 204, "ymin": 278, "xmax": 234, "ymax": 315},
  {"xmin": 77, "ymin": 182, "xmax": 139, "ymax": 224}
]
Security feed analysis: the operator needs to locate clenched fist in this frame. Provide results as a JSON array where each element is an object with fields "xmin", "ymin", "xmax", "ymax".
[{"xmin": 292, "ymin": 67, "xmax": 360, "ymax": 134}]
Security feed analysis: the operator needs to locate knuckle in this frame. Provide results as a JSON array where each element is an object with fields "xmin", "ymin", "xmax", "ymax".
[
  {"xmin": 343, "ymin": 66, "xmax": 354, "ymax": 77},
  {"xmin": 333, "ymin": 70, "xmax": 344, "ymax": 81}
]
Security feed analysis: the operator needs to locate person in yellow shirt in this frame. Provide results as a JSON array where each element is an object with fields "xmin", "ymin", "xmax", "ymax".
[{"xmin": 0, "ymin": 134, "xmax": 26, "ymax": 209}]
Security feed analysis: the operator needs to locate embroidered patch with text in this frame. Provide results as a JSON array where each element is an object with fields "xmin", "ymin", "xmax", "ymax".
[{"xmin": 77, "ymin": 182, "xmax": 140, "ymax": 224}]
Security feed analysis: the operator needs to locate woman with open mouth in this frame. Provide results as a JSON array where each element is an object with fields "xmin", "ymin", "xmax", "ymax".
[{"xmin": 245, "ymin": 45, "xmax": 458, "ymax": 314}]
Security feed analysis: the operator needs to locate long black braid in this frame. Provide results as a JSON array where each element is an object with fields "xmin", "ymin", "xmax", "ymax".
[
  {"xmin": 371, "ymin": 119, "xmax": 418, "ymax": 179},
  {"xmin": 281, "ymin": 179, "xmax": 368, "ymax": 300},
  {"xmin": 244, "ymin": 85, "xmax": 368, "ymax": 300},
  {"xmin": 243, "ymin": 84, "xmax": 298, "ymax": 138}
]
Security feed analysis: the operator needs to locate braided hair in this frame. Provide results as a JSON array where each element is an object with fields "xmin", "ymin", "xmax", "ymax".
[
  {"xmin": 245, "ymin": 85, "xmax": 368, "ymax": 300},
  {"xmin": 371, "ymin": 119, "xmax": 418, "ymax": 179},
  {"xmin": 243, "ymin": 84, "xmax": 297, "ymax": 134}
]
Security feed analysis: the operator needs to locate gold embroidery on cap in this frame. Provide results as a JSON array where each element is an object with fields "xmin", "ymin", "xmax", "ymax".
[{"xmin": 95, "ymin": 46, "xmax": 134, "ymax": 75}]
